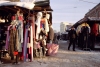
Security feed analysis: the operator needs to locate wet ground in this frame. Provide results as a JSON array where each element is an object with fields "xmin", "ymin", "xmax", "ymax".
[{"xmin": 0, "ymin": 40, "xmax": 100, "ymax": 67}]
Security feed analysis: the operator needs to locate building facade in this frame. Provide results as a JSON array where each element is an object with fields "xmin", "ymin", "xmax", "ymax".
[
  {"xmin": 73, "ymin": 3, "xmax": 100, "ymax": 50},
  {"xmin": 60, "ymin": 22, "xmax": 73, "ymax": 33}
]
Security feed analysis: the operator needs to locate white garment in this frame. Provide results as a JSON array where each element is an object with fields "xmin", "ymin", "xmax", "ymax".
[
  {"xmin": 44, "ymin": 18, "xmax": 49, "ymax": 35},
  {"xmin": 42, "ymin": 39, "xmax": 46, "ymax": 46},
  {"xmin": 30, "ymin": 25, "xmax": 33, "ymax": 61},
  {"xmin": 46, "ymin": 14, "xmax": 50, "ymax": 20},
  {"xmin": 35, "ymin": 12, "xmax": 42, "ymax": 40}
]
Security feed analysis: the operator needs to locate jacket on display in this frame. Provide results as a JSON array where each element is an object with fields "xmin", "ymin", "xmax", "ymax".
[{"xmin": 91, "ymin": 23, "xmax": 99, "ymax": 36}]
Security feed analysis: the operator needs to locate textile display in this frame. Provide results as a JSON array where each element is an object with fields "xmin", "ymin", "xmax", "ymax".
[
  {"xmin": 30, "ymin": 25, "xmax": 33, "ymax": 61},
  {"xmin": 5, "ymin": 25, "xmax": 12, "ymax": 50},
  {"xmin": 47, "ymin": 44, "xmax": 59, "ymax": 56},
  {"xmin": 35, "ymin": 12, "xmax": 42, "ymax": 40},
  {"xmin": 91, "ymin": 23, "xmax": 99, "ymax": 36},
  {"xmin": 23, "ymin": 25, "xmax": 29, "ymax": 62}
]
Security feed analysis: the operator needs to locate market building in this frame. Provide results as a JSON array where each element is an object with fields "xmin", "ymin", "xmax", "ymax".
[{"xmin": 73, "ymin": 3, "xmax": 100, "ymax": 50}]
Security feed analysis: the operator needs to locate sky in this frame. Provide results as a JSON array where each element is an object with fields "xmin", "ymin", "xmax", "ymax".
[{"xmin": 50, "ymin": 0, "xmax": 100, "ymax": 32}]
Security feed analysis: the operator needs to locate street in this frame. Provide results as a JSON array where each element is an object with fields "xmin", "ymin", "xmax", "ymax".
[{"xmin": 0, "ymin": 40, "xmax": 100, "ymax": 67}]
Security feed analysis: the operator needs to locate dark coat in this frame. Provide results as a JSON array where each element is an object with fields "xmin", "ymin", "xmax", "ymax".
[{"xmin": 68, "ymin": 29, "xmax": 77, "ymax": 40}]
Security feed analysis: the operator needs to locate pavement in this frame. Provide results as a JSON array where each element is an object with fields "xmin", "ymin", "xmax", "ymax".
[{"xmin": 0, "ymin": 40, "xmax": 100, "ymax": 67}]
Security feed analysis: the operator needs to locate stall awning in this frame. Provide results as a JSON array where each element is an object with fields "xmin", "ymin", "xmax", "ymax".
[{"xmin": 0, "ymin": 1, "xmax": 35, "ymax": 10}]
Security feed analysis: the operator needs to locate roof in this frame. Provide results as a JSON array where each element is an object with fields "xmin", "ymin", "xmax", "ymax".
[
  {"xmin": 87, "ymin": 17, "xmax": 100, "ymax": 21},
  {"xmin": 35, "ymin": 0, "xmax": 50, "ymax": 6},
  {"xmin": 0, "ymin": 1, "xmax": 35, "ymax": 10},
  {"xmin": 85, "ymin": 3, "xmax": 100, "ymax": 16},
  {"xmin": 33, "ymin": 0, "xmax": 53, "ymax": 11}
]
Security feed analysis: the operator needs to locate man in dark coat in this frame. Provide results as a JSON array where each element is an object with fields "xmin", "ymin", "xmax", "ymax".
[{"xmin": 68, "ymin": 27, "xmax": 77, "ymax": 51}]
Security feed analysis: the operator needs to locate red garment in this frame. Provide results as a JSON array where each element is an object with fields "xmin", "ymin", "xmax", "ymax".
[
  {"xmin": 40, "ymin": 21, "xmax": 43, "ymax": 28},
  {"xmin": 11, "ymin": 16, "xmax": 15, "ymax": 20},
  {"xmin": 40, "ymin": 19, "xmax": 45, "ymax": 28},
  {"xmin": 14, "ymin": 51, "xmax": 18, "ymax": 56},
  {"xmin": 91, "ymin": 23, "xmax": 98, "ymax": 36},
  {"xmin": 18, "ymin": 16, "xmax": 23, "ymax": 21}
]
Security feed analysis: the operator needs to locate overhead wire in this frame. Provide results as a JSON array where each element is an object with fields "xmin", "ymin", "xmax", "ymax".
[{"xmin": 79, "ymin": 0, "xmax": 98, "ymax": 4}]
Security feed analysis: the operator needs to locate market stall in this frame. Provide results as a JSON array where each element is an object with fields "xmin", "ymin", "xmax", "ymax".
[
  {"xmin": 0, "ymin": 0, "xmax": 58, "ymax": 64},
  {"xmin": 0, "ymin": 1, "xmax": 35, "ymax": 63}
]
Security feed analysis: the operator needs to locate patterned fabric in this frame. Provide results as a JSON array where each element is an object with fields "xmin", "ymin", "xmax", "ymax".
[
  {"xmin": 47, "ymin": 44, "xmax": 59, "ymax": 56},
  {"xmin": 8, "ymin": 28, "xmax": 19, "ymax": 56}
]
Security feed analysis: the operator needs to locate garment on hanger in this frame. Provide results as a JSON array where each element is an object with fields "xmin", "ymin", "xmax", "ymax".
[
  {"xmin": 46, "ymin": 14, "xmax": 50, "ymax": 20},
  {"xmin": 91, "ymin": 23, "xmax": 99, "ymax": 36},
  {"xmin": 5, "ymin": 25, "xmax": 12, "ymax": 50},
  {"xmin": 8, "ymin": 26, "xmax": 19, "ymax": 60},
  {"xmin": 35, "ymin": 12, "xmax": 42, "ymax": 40},
  {"xmin": 44, "ymin": 18, "xmax": 49, "ymax": 35},
  {"xmin": 17, "ymin": 20, "xmax": 23, "ymax": 52},
  {"xmin": 47, "ymin": 24, "xmax": 54, "ymax": 44}
]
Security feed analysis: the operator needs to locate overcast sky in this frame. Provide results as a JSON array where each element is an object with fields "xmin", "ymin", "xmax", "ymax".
[{"xmin": 50, "ymin": 0, "xmax": 100, "ymax": 31}]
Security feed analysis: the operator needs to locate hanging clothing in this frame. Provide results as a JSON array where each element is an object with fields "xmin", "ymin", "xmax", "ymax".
[
  {"xmin": 17, "ymin": 20, "xmax": 23, "ymax": 52},
  {"xmin": 8, "ymin": 27, "xmax": 19, "ymax": 60},
  {"xmin": 81, "ymin": 26, "xmax": 89, "ymax": 36},
  {"xmin": 5, "ymin": 25, "xmax": 12, "ymax": 50},
  {"xmin": 46, "ymin": 14, "xmax": 50, "ymax": 20},
  {"xmin": 90, "ymin": 23, "xmax": 99, "ymax": 49},
  {"xmin": 91, "ymin": 23, "xmax": 99, "ymax": 36},
  {"xmin": 40, "ymin": 18, "xmax": 49, "ymax": 36},
  {"xmin": 35, "ymin": 12, "xmax": 42, "ymax": 40},
  {"xmin": 47, "ymin": 25, "xmax": 54, "ymax": 43},
  {"xmin": 76, "ymin": 23, "xmax": 91, "ymax": 35},
  {"xmin": 44, "ymin": 18, "xmax": 49, "ymax": 35},
  {"xmin": 81, "ymin": 26, "xmax": 90, "ymax": 49}
]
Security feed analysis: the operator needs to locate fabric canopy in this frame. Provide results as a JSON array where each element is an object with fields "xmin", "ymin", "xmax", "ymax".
[
  {"xmin": 0, "ymin": 1, "xmax": 35, "ymax": 10},
  {"xmin": 20, "ymin": 0, "xmax": 35, "ymax": 3}
]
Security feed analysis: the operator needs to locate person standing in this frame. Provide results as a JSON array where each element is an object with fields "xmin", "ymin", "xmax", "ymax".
[{"xmin": 68, "ymin": 27, "xmax": 77, "ymax": 51}]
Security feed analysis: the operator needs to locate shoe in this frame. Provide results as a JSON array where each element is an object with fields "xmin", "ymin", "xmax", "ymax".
[{"xmin": 73, "ymin": 50, "xmax": 75, "ymax": 51}]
